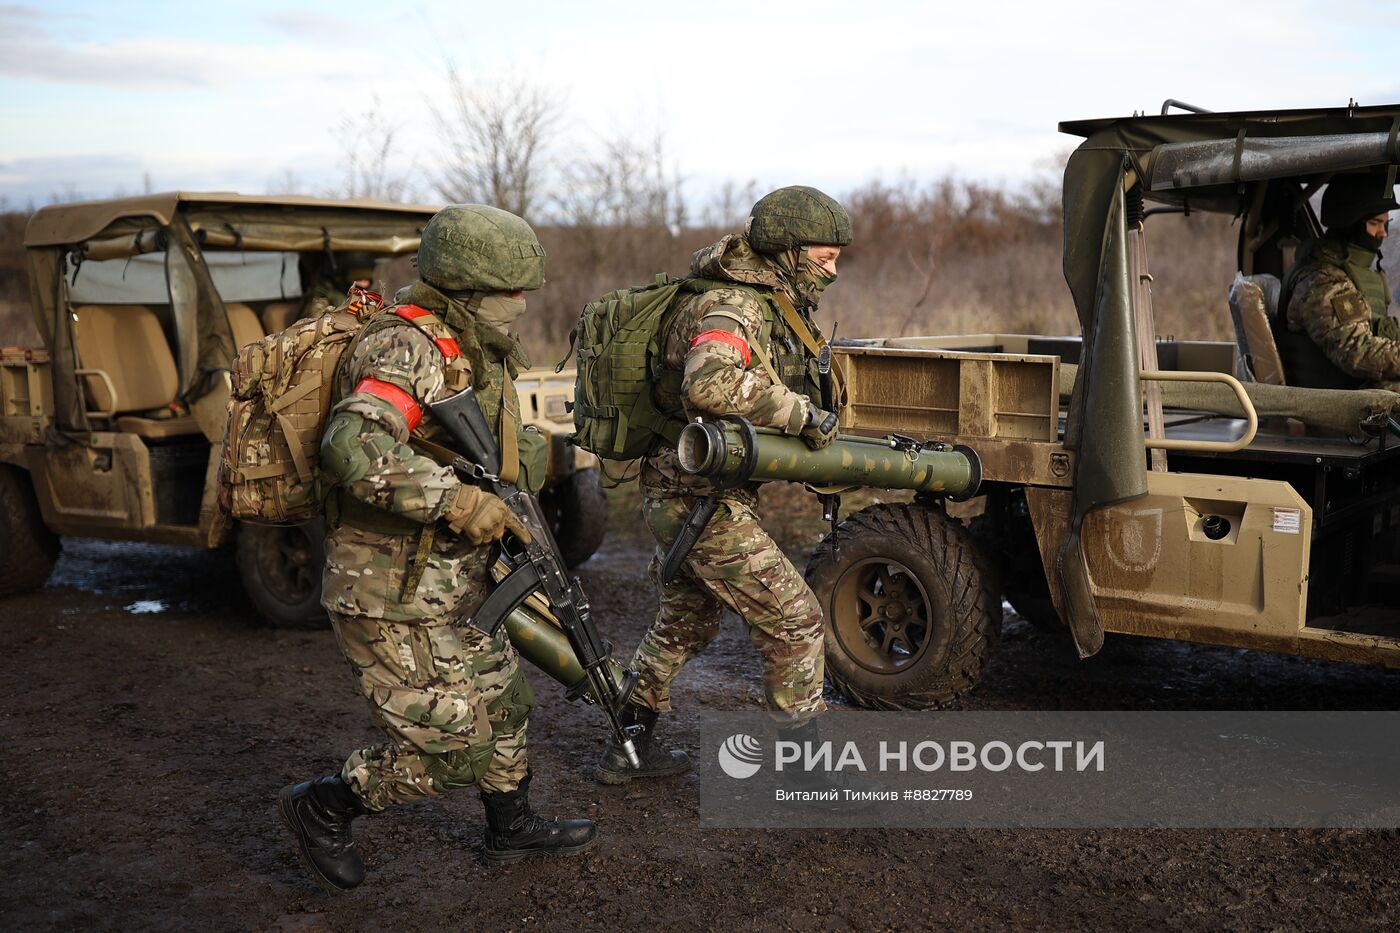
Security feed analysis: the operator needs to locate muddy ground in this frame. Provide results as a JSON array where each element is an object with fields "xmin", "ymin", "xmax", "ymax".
[{"xmin": 3, "ymin": 487, "xmax": 1400, "ymax": 931}]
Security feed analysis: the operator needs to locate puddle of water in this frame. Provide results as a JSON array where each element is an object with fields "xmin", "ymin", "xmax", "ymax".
[{"xmin": 124, "ymin": 600, "xmax": 168, "ymax": 615}]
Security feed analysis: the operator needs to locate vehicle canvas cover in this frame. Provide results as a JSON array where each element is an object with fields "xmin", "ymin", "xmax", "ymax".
[
  {"xmin": 1055, "ymin": 104, "xmax": 1400, "ymax": 656},
  {"xmin": 23, "ymin": 192, "xmax": 434, "ymax": 436}
]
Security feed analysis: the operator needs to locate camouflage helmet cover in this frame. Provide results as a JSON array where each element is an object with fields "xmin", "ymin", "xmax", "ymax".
[
  {"xmin": 1320, "ymin": 174, "xmax": 1400, "ymax": 230},
  {"xmin": 745, "ymin": 185, "xmax": 853, "ymax": 254},
  {"xmin": 417, "ymin": 204, "xmax": 546, "ymax": 292}
]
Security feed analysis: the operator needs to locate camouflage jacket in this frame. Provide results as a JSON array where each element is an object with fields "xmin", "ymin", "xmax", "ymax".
[
  {"xmin": 319, "ymin": 280, "xmax": 544, "ymax": 623},
  {"xmin": 1283, "ymin": 237, "xmax": 1400, "ymax": 390},
  {"xmin": 641, "ymin": 235, "xmax": 827, "ymax": 498}
]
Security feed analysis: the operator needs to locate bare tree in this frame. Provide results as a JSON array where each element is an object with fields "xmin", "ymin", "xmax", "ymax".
[
  {"xmin": 532, "ymin": 132, "xmax": 689, "ymax": 351},
  {"xmin": 702, "ymin": 179, "xmax": 761, "ymax": 229},
  {"xmin": 265, "ymin": 168, "xmax": 305, "ymax": 196},
  {"xmin": 430, "ymin": 70, "xmax": 558, "ymax": 218},
  {"xmin": 553, "ymin": 132, "xmax": 686, "ymax": 234},
  {"xmin": 328, "ymin": 96, "xmax": 414, "ymax": 202}
]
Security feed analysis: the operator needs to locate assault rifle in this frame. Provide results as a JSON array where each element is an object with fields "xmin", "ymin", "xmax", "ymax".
[{"xmin": 428, "ymin": 386, "xmax": 641, "ymax": 768}]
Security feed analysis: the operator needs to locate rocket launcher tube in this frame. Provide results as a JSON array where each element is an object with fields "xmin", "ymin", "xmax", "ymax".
[
  {"xmin": 677, "ymin": 418, "xmax": 981, "ymax": 499},
  {"xmin": 499, "ymin": 589, "xmax": 634, "ymax": 706}
]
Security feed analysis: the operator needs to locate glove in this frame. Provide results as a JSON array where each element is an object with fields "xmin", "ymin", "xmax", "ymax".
[
  {"xmin": 443, "ymin": 484, "xmax": 532, "ymax": 545},
  {"xmin": 801, "ymin": 405, "xmax": 839, "ymax": 449}
]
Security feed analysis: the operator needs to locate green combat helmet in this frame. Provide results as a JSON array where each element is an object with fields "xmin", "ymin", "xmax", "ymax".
[
  {"xmin": 1321, "ymin": 174, "xmax": 1400, "ymax": 230},
  {"xmin": 418, "ymin": 204, "xmax": 547, "ymax": 292},
  {"xmin": 745, "ymin": 186, "xmax": 853, "ymax": 254}
]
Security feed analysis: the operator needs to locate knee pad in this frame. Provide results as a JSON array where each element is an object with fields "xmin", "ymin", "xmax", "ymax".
[
  {"xmin": 487, "ymin": 669, "xmax": 534, "ymax": 734},
  {"xmin": 424, "ymin": 740, "xmax": 497, "ymax": 790}
]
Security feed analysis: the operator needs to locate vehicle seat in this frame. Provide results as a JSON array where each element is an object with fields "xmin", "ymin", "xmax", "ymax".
[
  {"xmin": 71, "ymin": 304, "xmax": 202, "ymax": 438},
  {"xmin": 261, "ymin": 300, "xmax": 303, "ymax": 335},
  {"xmin": 1227, "ymin": 273, "xmax": 1286, "ymax": 386},
  {"xmin": 225, "ymin": 302, "xmax": 266, "ymax": 349}
]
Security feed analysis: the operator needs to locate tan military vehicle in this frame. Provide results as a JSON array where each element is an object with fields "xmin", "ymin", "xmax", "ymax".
[
  {"xmin": 807, "ymin": 102, "xmax": 1400, "ymax": 708},
  {"xmin": 0, "ymin": 193, "xmax": 604, "ymax": 626}
]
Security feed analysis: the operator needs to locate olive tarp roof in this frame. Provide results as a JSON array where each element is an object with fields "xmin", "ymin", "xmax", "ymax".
[
  {"xmin": 24, "ymin": 192, "xmax": 441, "ymax": 248},
  {"xmin": 1060, "ymin": 103, "xmax": 1400, "ymax": 342}
]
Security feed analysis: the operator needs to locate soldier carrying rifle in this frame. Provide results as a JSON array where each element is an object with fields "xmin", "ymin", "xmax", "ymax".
[{"xmin": 279, "ymin": 205, "xmax": 596, "ymax": 893}]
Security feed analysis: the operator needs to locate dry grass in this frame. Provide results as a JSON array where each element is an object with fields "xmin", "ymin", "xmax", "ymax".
[
  {"xmin": 0, "ymin": 211, "xmax": 38, "ymax": 346},
  {"xmin": 0, "ymin": 181, "xmax": 1250, "ymax": 357}
]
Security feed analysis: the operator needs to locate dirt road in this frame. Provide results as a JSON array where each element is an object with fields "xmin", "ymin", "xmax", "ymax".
[{"xmin": 3, "ymin": 493, "xmax": 1399, "ymax": 931}]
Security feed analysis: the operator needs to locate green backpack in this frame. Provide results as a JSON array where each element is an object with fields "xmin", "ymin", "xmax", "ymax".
[{"xmin": 565, "ymin": 273, "xmax": 712, "ymax": 460}]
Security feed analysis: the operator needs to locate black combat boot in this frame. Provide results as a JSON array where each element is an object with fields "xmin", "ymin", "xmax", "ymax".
[
  {"xmin": 278, "ymin": 774, "xmax": 370, "ymax": 893},
  {"xmin": 480, "ymin": 771, "xmax": 597, "ymax": 865},
  {"xmin": 594, "ymin": 704, "xmax": 691, "ymax": 785},
  {"xmin": 778, "ymin": 719, "xmax": 882, "ymax": 798}
]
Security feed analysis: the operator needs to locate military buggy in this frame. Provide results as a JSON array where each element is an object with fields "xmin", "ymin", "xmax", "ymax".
[
  {"xmin": 808, "ymin": 103, "xmax": 1400, "ymax": 708},
  {"xmin": 0, "ymin": 193, "xmax": 605, "ymax": 626}
]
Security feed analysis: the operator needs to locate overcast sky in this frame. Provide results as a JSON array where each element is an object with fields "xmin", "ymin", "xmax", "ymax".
[{"xmin": 2, "ymin": 0, "xmax": 1398, "ymax": 210}]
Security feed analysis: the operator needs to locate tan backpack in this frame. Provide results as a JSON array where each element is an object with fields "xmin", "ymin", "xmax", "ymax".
[
  {"xmin": 218, "ymin": 286, "xmax": 386, "ymax": 524},
  {"xmin": 220, "ymin": 285, "xmax": 468, "ymax": 527}
]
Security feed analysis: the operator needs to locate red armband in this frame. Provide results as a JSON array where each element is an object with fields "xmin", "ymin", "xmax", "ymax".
[
  {"xmin": 394, "ymin": 304, "xmax": 462, "ymax": 360},
  {"xmin": 355, "ymin": 378, "xmax": 422, "ymax": 431},
  {"xmin": 690, "ymin": 329, "xmax": 751, "ymax": 365}
]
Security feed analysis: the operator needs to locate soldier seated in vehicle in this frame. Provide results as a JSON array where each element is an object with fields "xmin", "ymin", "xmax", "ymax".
[{"xmin": 1277, "ymin": 174, "xmax": 1400, "ymax": 391}]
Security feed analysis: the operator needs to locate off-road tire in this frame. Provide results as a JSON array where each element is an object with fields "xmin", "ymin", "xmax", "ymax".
[
  {"xmin": 236, "ymin": 520, "xmax": 327, "ymax": 629},
  {"xmin": 967, "ymin": 510, "xmax": 1061, "ymax": 630},
  {"xmin": 806, "ymin": 503, "xmax": 998, "ymax": 710},
  {"xmin": 540, "ymin": 468, "xmax": 608, "ymax": 567},
  {"xmin": 0, "ymin": 465, "xmax": 60, "ymax": 595}
]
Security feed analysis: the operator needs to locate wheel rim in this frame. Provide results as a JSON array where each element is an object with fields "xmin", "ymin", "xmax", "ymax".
[
  {"xmin": 830, "ymin": 556, "xmax": 936, "ymax": 675},
  {"xmin": 256, "ymin": 525, "xmax": 317, "ymax": 605}
]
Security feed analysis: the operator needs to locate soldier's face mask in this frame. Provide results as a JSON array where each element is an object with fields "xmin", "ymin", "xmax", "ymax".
[
  {"xmin": 794, "ymin": 247, "xmax": 840, "ymax": 307},
  {"xmin": 475, "ymin": 292, "xmax": 527, "ymax": 333}
]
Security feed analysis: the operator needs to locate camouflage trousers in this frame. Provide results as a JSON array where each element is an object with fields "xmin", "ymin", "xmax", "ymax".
[
  {"xmin": 632, "ymin": 494, "xmax": 826, "ymax": 718},
  {"xmin": 330, "ymin": 611, "xmax": 534, "ymax": 811}
]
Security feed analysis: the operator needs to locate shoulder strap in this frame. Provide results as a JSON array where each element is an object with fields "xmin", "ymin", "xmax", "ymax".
[
  {"xmin": 394, "ymin": 305, "xmax": 472, "ymax": 391},
  {"xmin": 769, "ymin": 290, "xmax": 824, "ymax": 358},
  {"xmin": 689, "ymin": 288, "xmax": 785, "ymax": 386},
  {"xmin": 769, "ymin": 290, "xmax": 846, "ymax": 405},
  {"xmin": 497, "ymin": 358, "xmax": 520, "ymax": 485},
  {"xmin": 738, "ymin": 319, "xmax": 783, "ymax": 386},
  {"xmin": 402, "ymin": 336, "xmax": 518, "ymax": 485}
]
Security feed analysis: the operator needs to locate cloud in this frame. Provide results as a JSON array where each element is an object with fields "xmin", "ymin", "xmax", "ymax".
[
  {"xmin": 0, "ymin": 3, "xmax": 47, "ymax": 39},
  {"xmin": 0, "ymin": 8, "xmax": 390, "ymax": 89},
  {"xmin": 0, "ymin": 6, "xmax": 234, "ymax": 88},
  {"xmin": 0, "ymin": 154, "xmax": 148, "ymax": 203},
  {"xmin": 260, "ymin": 10, "xmax": 359, "ymax": 44},
  {"xmin": 1, "ymin": 0, "xmax": 1393, "ymax": 212},
  {"xmin": 0, "ymin": 39, "xmax": 218, "ymax": 87}
]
